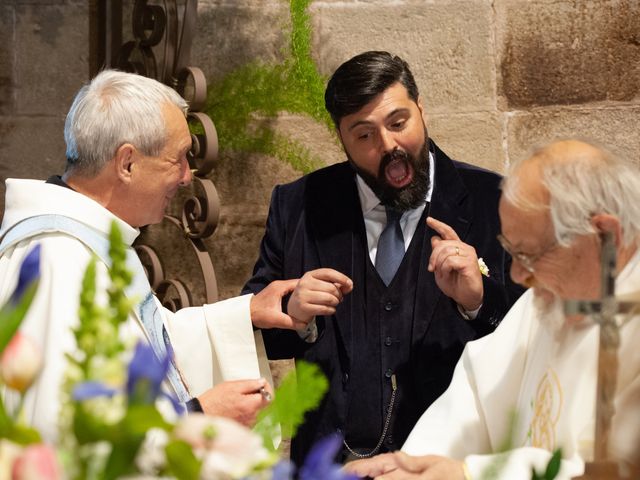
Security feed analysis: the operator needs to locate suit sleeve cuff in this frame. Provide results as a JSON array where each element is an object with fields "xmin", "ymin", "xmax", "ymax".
[{"xmin": 186, "ymin": 397, "xmax": 204, "ymax": 413}]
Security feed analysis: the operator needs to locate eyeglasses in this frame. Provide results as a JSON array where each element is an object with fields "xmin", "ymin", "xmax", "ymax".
[{"xmin": 497, "ymin": 234, "xmax": 558, "ymax": 273}]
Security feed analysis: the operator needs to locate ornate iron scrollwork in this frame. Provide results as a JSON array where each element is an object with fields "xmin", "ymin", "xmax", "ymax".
[{"xmin": 92, "ymin": 0, "xmax": 220, "ymax": 309}]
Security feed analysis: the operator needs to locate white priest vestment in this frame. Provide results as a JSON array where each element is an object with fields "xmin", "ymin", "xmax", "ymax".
[
  {"xmin": 0, "ymin": 179, "xmax": 271, "ymax": 442},
  {"xmin": 403, "ymin": 251, "xmax": 640, "ymax": 479}
]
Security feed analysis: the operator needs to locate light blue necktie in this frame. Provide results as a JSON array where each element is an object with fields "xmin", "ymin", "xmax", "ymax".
[{"xmin": 375, "ymin": 207, "xmax": 405, "ymax": 286}]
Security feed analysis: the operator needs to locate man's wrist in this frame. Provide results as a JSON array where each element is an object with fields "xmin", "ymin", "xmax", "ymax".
[{"xmin": 457, "ymin": 303, "xmax": 482, "ymax": 321}]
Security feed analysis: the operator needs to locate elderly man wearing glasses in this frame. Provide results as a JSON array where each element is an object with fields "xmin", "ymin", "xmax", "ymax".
[{"xmin": 346, "ymin": 139, "xmax": 640, "ymax": 480}]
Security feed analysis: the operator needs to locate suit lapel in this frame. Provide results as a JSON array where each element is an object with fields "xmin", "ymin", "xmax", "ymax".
[
  {"xmin": 412, "ymin": 142, "xmax": 473, "ymax": 342},
  {"xmin": 305, "ymin": 163, "xmax": 359, "ymax": 364}
]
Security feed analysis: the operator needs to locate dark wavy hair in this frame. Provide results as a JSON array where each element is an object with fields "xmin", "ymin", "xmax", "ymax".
[{"xmin": 324, "ymin": 51, "xmax": 420, "ymax": 128}]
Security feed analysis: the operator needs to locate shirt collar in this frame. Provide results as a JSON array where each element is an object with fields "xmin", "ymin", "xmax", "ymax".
[{"xmin": 356, "ymin": 150, "xmax": 435, "ymax": 214}]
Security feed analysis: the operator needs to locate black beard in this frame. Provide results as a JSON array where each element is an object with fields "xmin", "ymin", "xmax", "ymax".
[{"xmin": 348, "ymin": 139, "xmax": 430, "ymax": 211}]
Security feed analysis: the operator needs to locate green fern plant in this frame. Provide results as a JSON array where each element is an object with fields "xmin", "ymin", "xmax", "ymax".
[{"xmin": 205, "ymin": 0, "xmax": 335, "ymax": 175}]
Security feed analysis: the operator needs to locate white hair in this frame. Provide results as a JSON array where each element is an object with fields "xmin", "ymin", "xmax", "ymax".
[
  {"xmin": 64, "ymin": 70, "xmax": 188, "ymax": 176},
  {"xmin": 503, "ymin": 142, "xmax": 640, "ymax": 247}
]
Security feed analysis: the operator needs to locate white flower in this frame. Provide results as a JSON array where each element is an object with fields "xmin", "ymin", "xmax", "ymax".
[
  {"xmin": 174, "ymin": 414, "xmax": 272, "ymax": 479},
  {"xmin": 135, "ymin": 429, "xmax": 169, "ymax": 475},
  {"xmin": 478, "ymin": 258, "xmax": 490, "ymax": 277}
]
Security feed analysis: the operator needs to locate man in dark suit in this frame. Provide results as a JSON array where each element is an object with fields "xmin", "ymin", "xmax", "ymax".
[{"xmin": 243, "ymin": 51, "xmax": 523, "ymax": 464}]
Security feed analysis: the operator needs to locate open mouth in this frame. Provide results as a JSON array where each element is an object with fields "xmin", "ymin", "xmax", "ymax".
[{"xmin": 384, "ymin": 156, "xmax": 414, "ymax": 188}]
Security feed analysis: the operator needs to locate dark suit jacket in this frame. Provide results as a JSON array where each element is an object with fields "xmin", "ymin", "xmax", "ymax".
[{"xmin": 243, "ymin": 141, "xmax": 524, "ymax": 463}]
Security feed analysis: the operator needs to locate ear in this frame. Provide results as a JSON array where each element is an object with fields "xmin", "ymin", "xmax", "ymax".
[
  {"xmin": 336, "ymin": 127, "xmax": 347, "ymax": 150},
  {"xmin": 591, "ymin": 213, "xmax": 623, "ymax": 247},
  {"xmin": 416, "ymin": 94, "xmax": 425, "ymax": 118},
  {"xmin": 114, "ymin": 143, "xmax": 136, "ymax": 184}
]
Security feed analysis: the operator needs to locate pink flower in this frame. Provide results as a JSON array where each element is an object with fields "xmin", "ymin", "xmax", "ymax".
[
  {"xmin": 0, "ymin": 333, "xmax": 43, "ymax": 393},
  {"xmin": 174, "ymin": 414, "xmax": 271, "ymax": 477},
  {"xmin": 11, "ymin": 444, "xmax": 61, "ymax": 480}
]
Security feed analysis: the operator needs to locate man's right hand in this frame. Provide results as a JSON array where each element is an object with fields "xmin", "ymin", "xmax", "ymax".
[
  {"xmin": 250, "ymin": 278, "xmax": 300, "ymax": 330},
  {"xmin": 287, "ymin": 268, "xmax": 353, "ymax": 324},
  {"xmin": 197, "ymin": 378, "xmax": 272, "ymax": 427}
]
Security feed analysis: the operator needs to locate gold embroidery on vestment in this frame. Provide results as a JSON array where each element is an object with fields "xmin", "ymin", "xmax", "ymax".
[{"xmin": 529, "ymin": 369, "xmax": 563, "ymax": 450}]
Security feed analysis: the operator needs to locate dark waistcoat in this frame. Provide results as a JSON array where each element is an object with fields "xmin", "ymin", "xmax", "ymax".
[{"xmin": 344, "ymin": 205, "xmax": 429, "ymax": 456}]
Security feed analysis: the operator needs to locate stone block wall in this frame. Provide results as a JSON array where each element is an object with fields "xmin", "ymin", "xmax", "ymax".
[
  {"xmin": 1, "ymin": 0, "xmax": 639, "ymax": 301},
  {"xmin": 0, "ymin": 0, "xmax": 89, "ymax": 207}
]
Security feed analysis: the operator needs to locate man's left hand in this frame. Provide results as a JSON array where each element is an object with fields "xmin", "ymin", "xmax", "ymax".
[
  {"xmin": 250, "ymin": 279, "xmax": 303, "ymax": 330},
  {"xmin": 376, "ymin": 452, "xmax": 466, "ymax": 480},
  {"xmin": 427, "ymin": 216, "xmax": 483, "ymax": 312}
]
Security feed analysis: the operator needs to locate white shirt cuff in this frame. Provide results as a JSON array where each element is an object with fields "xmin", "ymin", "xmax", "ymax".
[
  {"xmin": 457, "ymin": 303, "xmax": 482, "ymax": 321},
  {"xmin": 296, "ymin": 318, "xmax": 318, "ymax": 343}
]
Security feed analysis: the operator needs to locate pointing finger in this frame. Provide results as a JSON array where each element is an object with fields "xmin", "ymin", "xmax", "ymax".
[{"xmin": 427, "ymin": 216, "xmax": 460, "ymax": 242}]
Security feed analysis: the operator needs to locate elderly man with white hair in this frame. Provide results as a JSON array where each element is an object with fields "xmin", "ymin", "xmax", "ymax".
[
  {"xmin": 346, "ymin": 140, "xmax": 640, "ymax": 479},
  {"xmin": 0, "ymin": 70, "xmax": 307, "ymax": 441}
]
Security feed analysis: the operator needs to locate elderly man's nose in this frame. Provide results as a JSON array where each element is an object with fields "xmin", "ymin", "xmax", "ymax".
[
  {"xmin": 510, "ymin": 259, "xmax": 531, "ymax": 286},
  {"xmin": 180, "ymin": 165, "xmax": 193, "ymax": 187}
]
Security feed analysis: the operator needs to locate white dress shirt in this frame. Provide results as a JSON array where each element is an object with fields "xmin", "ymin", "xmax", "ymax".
[{"xmin": 355, "ymin": 152, "xmax": 435, "ymax": 264}]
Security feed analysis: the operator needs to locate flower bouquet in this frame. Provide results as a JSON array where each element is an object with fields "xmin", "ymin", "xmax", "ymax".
[{"xmin": 0, "ymin": 224, "xmax": 357, "ymax": 480}]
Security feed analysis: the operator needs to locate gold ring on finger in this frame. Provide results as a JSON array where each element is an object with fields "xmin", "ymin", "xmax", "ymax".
[{"xmin": 455, "ymin": 246, "xmax": 460, "ymax": 256}]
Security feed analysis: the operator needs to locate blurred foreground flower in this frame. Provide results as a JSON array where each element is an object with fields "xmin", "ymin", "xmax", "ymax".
[
  {"xmin": 73, "ymin": 341, "xmax": 182, "ymax": 414},
  {"xmin": 11, "ymin": 444, "xmax": 61, "ymax": 480},
  {"xmin": 9, "ymin": 245, "xmax": 41, "ymax": 306},
  {"xmin": 0, "ymin": 244, "xmax": 42, "ymax": 447},
  {"xmin": 174, "ymin": 414, "xmax": 273, "ymax": 479},
  {"xmin": 0, "ymin": 245, "xmax": 40, "ymax": 355},
  {"xmin": 0, "ymin": 231, "xmax": 344, "ymax": 479},
  {"xmin": 298, "ymin": 433, "xmax": 358, "ymax": 480},
  {"xmin": 0, "ymin": 440, "xmax": 22, "ymax": 479},
  {"xmin": 0, "ymin": 333, "xmax": 43, "ymax": 393}
]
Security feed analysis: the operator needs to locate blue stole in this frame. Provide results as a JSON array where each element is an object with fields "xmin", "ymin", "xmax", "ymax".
[{"xmin": 0, "ymin": 214, "xmax": 190, "ymax": 402}]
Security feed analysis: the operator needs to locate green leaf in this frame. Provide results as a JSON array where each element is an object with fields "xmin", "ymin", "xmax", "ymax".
[
  {"xmin": 544, "ymin": 448, "xmax": 563, "ymax": 479},
  {"xmin": 165, "ymin": 439, "xmax": 202, "ymax": 480},
  {"xmin": 529, "ymin": 448, "xmax": 563, "ymax": 480},
  {"xmin": 253, "ymin": 360, "xmax": 328, "ymax": 450},
  {"xmin": 121, "ymin": 404, "xmax": 172, "ymax": 436},
  {"xmin": 0, "ymin": 399, "xmax": 12, "ymax": 437},
  {"xmin": 0, "ymin": 280, "xmax": 39, "ymax": 354},
  {"xmin": 103, "ymin": 439, "xmax": 141, "ymax": 480},
  {"xmin": 6, "ymin": 423, "xmax": 41, "ymax": 445},
  {"xmin": 100, "ymin": 406, "xmax": 166, "ymax": 480},
  {"xmin": 72, "ymin": 404, "xmax": 114, "ymax": 444}
]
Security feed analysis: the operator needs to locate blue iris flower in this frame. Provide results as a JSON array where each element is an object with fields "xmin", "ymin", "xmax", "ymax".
[
  {"xmin": 270, "ymin": 460, "xmax": 296, "ymax": 480},
  {"xmin": 298, "ymin": 433, "xmax": 359, "ymax": 480},
  {"xmin": 126, "ymin": 341, "xmax": 171, "ymax": 403},
  {"xmin": 10, "ymin": 244, "xmax": 40, "ymax": 304},
  {"xmin": 73, "ymin": 341, "xmax": 183, "ymax": 414},
  {"xmin": 72, "ymin": 380, "xmax": 118, "ymax": 399}
]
